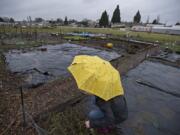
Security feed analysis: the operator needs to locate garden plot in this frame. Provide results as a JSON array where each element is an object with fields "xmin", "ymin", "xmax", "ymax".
[{"xmin": 5, "ymin": 43, "xmax": 120, "ymax": 87}]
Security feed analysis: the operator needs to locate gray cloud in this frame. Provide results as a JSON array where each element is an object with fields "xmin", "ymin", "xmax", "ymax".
[{"xmin": 0, "ymin": 0, "xmax": 179, "ymax": 24}]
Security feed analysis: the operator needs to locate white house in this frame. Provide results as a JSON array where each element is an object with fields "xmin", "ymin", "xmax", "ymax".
[
  {"xmin": 131, "ymin": 26, "xmax": 151, "ymax": 32},
  {"xmin": 131, "ymin": 24, "xmax": 180, "ymax": 35},
  {"xmin": 146, "ymin": 24, "xmax": 165, "ymax": 27},
  {"xmin": 111, "ymin": 23, "xmax": 126, "ymax": 28},
  {"xmin": 152, "ymin": 25, "xmax": 180, "ymax": 35}
]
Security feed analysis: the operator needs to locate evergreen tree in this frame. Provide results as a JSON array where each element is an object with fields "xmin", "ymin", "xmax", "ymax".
[
  {"xmin": 111, "ymin": 5, "xmax": 121, "ymax": 23},
  {"xmin": 64, "ymin": 16, "xmax": 68, "ymax": 25},
  {"xmin": 99, "ymin": 10, "xmax": 109, "ymax": 27},
  {"xmin": 133, "ymin": 10, "xmax": 141, "ymax": 23},
  {"xmin": 81, "ymin": 19, "xmax": 89, "ymax": 27},
  {"xmin": 176, "ymin": 22, "xmax": 180, "ymax": 25},
  {"xmin": 152, "ymin": 19, "xmax": 158, "ymax": 24},
  {"xmin": 9, "ymin": 18, "xmax": 15, "ymax": 23},
  {"xmin": 57, "ymin": 18, "xmax": 63, "ymax": 23},
  {"xmin": 35, "ymin": 17, "xmax": 43, "ymax": 22},
  {"xmin": 0, "ymin": 17, "xmax": 4, "ymax": 22}
]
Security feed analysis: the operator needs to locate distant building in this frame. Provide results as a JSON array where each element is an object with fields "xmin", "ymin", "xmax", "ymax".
[
  {"xmin": 152, "ymin": 25, "xmax": 180, "ymax": 35},
  {"xmin": 131, "ymin": 24, "xmax": 180, "ymax": 35},
  {"xmin": 2, "ymin": 17, "xmax": 10, "ymax": 22},
  {"xmin": 69, "ymin": 22, "xmax": 78, "ymax": 27},
  {"xmin": 131, "ymin": 26, "xmax": 151, "ymax": 32},
  {"xmin": 146, "ymin": 24, "xmax": 165, "ymax": 27},
  {"xmin": 87, "ymin": 20, "xmax": 97, "ymax": 27},
  {"xmin": 0, "ymin": 22, "xmax": 6, "ymax": 25},
  {"xmin": 37, "ymin": 21, "xmax": 50, "ymax": 27},
  {"xmin": 111, "ymin": 23, "xmax": 126, "ymax": 28},
  {"xmin": 0, "ymin": 17, "xmax": 15, "ymax": 26},
  {"xmin": 77, "ymin": 19, "xmax": 97, "ymax": 27}
]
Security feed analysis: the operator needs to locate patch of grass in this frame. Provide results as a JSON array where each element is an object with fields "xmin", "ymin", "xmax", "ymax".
[
  {"xmin": 1, "ymin": 26, "xmax": 180, "ymax": 63},
  {"xmin": 45, "ymin": 104, "xmax": 96, "ymax": 135},
  {"xmin": 41, "ymin": 101, "xmax": 116, "ymax": 135},
  {"xmin": 0, "ymin": 53, "xmax": 3, "ymax": 65},
  {"xmin": 160, "ymin": 43, "xmax": 180, "ymax": 53},
  {"xmin": 173, "ymin": 45, "xmax": 180, "ymax": 53},
  {"xmin": 0, "ymin": 42, "xmax": 41, "ymax": 52},
  {"xmin": 1, "ymin": 26, "xmax": 180, "ymax": 45},
  {"xmin": 0, "ymin": 38, "xmax": 63, "ymax": 53},
  {"xmin": 129, "ymin": 31, "xmax": 180, "ymax": 44}
]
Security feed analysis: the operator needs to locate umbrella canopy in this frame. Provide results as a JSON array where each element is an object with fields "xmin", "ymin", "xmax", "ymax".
[{"xmin": 68, "ymin": 55, "xmax": 124, "ymax": 101}]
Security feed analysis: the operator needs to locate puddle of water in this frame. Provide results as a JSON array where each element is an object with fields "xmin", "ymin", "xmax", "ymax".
[{"xmin": 5, "ymin": 43, "xmax": 120, "ymax": 87}]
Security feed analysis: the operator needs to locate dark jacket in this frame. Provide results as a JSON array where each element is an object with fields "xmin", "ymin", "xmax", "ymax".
[{"xmin": 90, "ymin": 95, "xmax": 128, "ymax": 128}]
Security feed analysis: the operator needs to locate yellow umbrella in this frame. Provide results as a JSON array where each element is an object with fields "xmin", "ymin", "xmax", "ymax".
[{"xmin": 68, "ymin": 55, "xmax": 124, "ymax": 101}]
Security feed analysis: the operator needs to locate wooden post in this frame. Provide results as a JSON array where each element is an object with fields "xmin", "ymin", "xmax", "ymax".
[{"xmin": 20, "ymin": 87, "xmax": 26, "ymax": 127}]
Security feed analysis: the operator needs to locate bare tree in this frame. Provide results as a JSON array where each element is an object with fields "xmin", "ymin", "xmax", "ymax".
[{"xmin": 27, "ymin": 16, "xmax": 32, "ymax": 26}]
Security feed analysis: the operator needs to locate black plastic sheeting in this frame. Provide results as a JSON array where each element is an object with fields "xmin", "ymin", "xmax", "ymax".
[
  {"xmin": 5, "ymin": 43, "xmax": 120, "ymax": 87},
  {"xmin": 157, "ymin": 52, "xmax": 180, "ymax": 62},
  {"xmin": 121, "ymin": 61, "xmax": 180, "ymax": 135}
]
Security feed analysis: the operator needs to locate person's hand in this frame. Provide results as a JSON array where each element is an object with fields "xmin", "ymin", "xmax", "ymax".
[{"xmin": 85, "ymin": 120, "xmax": 90, "ymax": 128}]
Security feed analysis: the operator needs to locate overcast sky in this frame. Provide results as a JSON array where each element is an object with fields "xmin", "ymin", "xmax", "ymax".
[{"xmin": 0, "ymin": 0, "xmax": 180, "ymax": 24}]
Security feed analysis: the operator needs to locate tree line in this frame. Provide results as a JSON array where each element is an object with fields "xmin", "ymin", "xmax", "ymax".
[
  {"xmin": 99, "ymin": 5, "xmax": 169, "ymax": 27},
  {"xmin": 1, "ymin": 6, "xmax": 179, "ymax": 27},
  {"xmin": 0, "ymin": 17, "xmax": 15, "ymax": 23}
]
